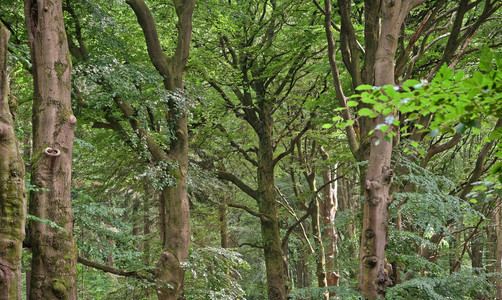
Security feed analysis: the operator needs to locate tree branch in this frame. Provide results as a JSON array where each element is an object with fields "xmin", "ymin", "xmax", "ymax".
[
  {"xmin": 217, "ymin": 171, "xmax": 258, "ymax": 200},
  {"xmin": 78, "ymin": 257, "xmax": 152, "ymax": 280},
  {"xmin": 126, "ymin": 0, "xmax": 171, "ymax": 80},
  {"xmin": 421, "ymin": 133, "xmax": 461, "ymax": 167},
  {"xmin": 281, "ymin": 200, "xmax": 314, "ymax": 251},
  {"xmin": 323, "ymin": 0, "xmax": 359, "ymax": 157},
  {"xmin": 228, "ymin": 202, "xmax": 266, "ymax": 220},
  {"xmin": 273, "ymin": 120, "xmax": 311, "ymax": 166}
]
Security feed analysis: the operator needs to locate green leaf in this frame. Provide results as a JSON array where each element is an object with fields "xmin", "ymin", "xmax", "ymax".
[
  {"xmin": 322, "ymin": 123, "xmax": 332, "ymax": 129},
  {"xmin": 358, "ymin": 108, "xmax": 374, "ymax": 116},
  {"xmin": 346, "ymin": 100, "xmax": 359, "ymax": 107},
  {"xmin": 469, "ymin": 199, "xmax": 478, "ymax": 204},
  {"xmin": 454, "ymin": 71, "xmax": 464, "ymax": 82},
  {"xmin": 356, "ymin": 84, "xmax": 373, "ymax": 91}
]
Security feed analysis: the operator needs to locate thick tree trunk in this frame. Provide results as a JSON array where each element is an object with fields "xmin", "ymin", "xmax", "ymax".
[
  {"xmin": 156, "ymin": 141, "xmax": 190, "ymax": 299},
  {"xmin": 0, "ymin": 22, "xmax": 27, "ymax": 300},
  {"xmin": 24, "ymin": 0, "xmax": 78, "ymax": 299},
  {"xmin": 257, "ymin": 120, "xmax": 287, "ymax": 300}
]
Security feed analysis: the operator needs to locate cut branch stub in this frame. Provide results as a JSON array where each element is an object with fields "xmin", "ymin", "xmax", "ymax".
[{"xmin": 44, "ymin": 147, "xmax": 61, "ymax": 157}]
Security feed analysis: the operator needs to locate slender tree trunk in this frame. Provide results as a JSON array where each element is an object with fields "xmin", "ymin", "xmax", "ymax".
[
  {"xmin": 0, "ymin": 21, "xmax": 27, "ymax": 300},
  {"xmin": 304, "ymin": 170, "xmax": 328, "ymax": 299},
  {"xmin": 220, "ymin": 195, "xmax": 229, "ymax": 248},
  {"xmin": 320, "ymin": 149, "xmax": 339, "ymax": 293},
  {"xmin": 311, "ymin": 197, "xmax": 328, "ymax": 300},
  {"xmin": 24, "ymin": 0, "xmax": 78, "ymax": 299}
]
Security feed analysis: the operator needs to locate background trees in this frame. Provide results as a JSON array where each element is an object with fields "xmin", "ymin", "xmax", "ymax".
[{"xmin": 0, "ymin": 0, "xmax": 500, "ymax": 299}]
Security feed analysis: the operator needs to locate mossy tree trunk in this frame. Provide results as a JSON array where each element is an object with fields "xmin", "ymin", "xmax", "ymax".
[
  {"xmin": 257, "ymin": 111, "xmax": 287, "ymax": 300},
  {"xmin": 0, "ymin": 21, "xmax": 27, "ymax": 300},
  {"xmin": 24, "ymin": 0, "xmax": 78, "ymax": 299}
]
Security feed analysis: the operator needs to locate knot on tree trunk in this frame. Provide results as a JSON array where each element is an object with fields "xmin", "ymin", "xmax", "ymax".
[
  {"xmin": 45, "ymin": 147, "xmax": 61, "ymax": 157},
  {"xmin": 363, "ymin": 255, "xmax": 378, "ymax": 268},
  {"xmin": 382, "ymin": 166, "xmax": 394, "ymax": 183}
]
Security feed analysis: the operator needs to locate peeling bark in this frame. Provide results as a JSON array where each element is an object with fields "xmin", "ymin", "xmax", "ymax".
[
  {"xmin": 24, "ymin": 0, "xmax": 78, "ymax": 298},
  {"xmin": 0, "ymin": 21, "xmax": 27, "ymax": 300}
]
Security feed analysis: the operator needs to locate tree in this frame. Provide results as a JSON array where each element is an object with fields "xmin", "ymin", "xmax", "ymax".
[
  {"xmin": 0, "ymin": 20, "xmax": 27, "ymax": 300},
  {"xmin": 322, "ymin": 0, "xmax": 501, "ymax": 297},
  {"xmin": 123, "ymin": 0, "xmax": 195, "ymax": 297},
  {"xmin": 192, "ymin": 1, "xmax": 324, "ymax": 297},
  {"xmin": 24, "ymin": 0, "xmax": 78, "ymax": 298}
]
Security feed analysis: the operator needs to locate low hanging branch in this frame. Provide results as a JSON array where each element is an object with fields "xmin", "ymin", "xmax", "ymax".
[
  {"xmin": 78, "ymin": 257, "xmax": 153, "ymax": 281},
  {"xmin": 227, "ymin": 202, "xmax": 268, "ymax": 220}
]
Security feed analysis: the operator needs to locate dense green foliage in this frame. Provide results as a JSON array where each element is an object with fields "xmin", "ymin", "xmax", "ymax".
[{"xmin": 1, "ymin": 0, "xmax": 501, "ymax": 298}]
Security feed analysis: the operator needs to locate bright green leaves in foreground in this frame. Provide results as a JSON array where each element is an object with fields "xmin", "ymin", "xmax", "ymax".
[
  {"xmin": 350, "ymin": 49, "xmax": 502, "ymax": 179},
  {"xmin": 358, "ymin": 50, "xmax": 500, "ymax": 134}
]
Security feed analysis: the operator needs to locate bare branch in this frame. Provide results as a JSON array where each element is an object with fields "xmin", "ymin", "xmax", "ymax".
[
  {"xmin": 281, "ymin": 200, "xmax": 314, "ymax": 251},
  {"xmin": 273, "ymin": 121, "xmax": 311, "ymax": 166},
  {"xmin": 228, "ymin": 202, "xmax": 266, "ymax": 220},
  {"xmin": 421, "ymin": 134, "xmax": 461, "ymax": 167},
  {"xmin": 78, "ymin": 257, "xmax": 152, "ymax": 280},
  {"xmin": 323, "ymin": 0, "xmax": 359, "ymax": 156}
]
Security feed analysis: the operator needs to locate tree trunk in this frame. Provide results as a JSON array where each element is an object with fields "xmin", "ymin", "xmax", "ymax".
[
  {"xmin": 257, "ymin": 133, "xmax": 287, "ymax": 299},
  {"xmin": 303, "ymin": 169, "xmax": 328, "ymax": 299},
  {"xmin": 220, "ymin": 195, "xmax": 229, "ymax": 249},
  {"xmin": 357, "ymin": 1, "xmax": 421, "ymax": 298},
  {"xmin": 320, "ymin": 149, "xmax": 339, "ymax": 293},
  {"xmin": 0, "ymin": 21, "xmax": 27, "ymax": 300},
  {"xmin": 312, "ymin": 197, "xmax": 328, "ymax": 300},
  {"xmin": 24, "ymin": 0, "xmax": 78, "ymax": 299}
]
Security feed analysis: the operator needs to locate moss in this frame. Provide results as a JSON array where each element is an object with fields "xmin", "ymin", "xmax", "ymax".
[
  {"xmin": 52, "ymin": 276, "xmax": 70, "ymax": 298},
  {"xmin": 58, "ymin": 29, "xmax": 65, "ymax": 46},
  {"xmin": 54, "ymin": 61, "xmax": 67, "ymax": 81}
]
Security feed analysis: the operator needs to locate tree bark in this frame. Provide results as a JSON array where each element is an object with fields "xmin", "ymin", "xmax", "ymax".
[
  {"xmin": 24, "ymin": 0, "xmax": 78, "ymax": 299},
  {"xmin": 0, "ymin": 21, "xmax": 27, "ymax": 300}
]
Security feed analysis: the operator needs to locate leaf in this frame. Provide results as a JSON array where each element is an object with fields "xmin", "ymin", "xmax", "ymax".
[
  {"xmin": 322, "ymin": 124, "xmax": 332, "ymax": 129},
  {"xmin": 358, "ymin": 108, "xmax": 374, "ymax": 116},
  {"xmin": 469, "ymin": 199, "xmax": 478, "ymax": 204},
  {"xmin": 356, "ymin": 84, "xmax": 373, "ymax": 91},
  {"xmin": 346, "ymin": 100, "xmax": 359, "ymax": 107},
  {"xmin": 454, "ymin": 71, "xmax": 464, "ymax": 82}
]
